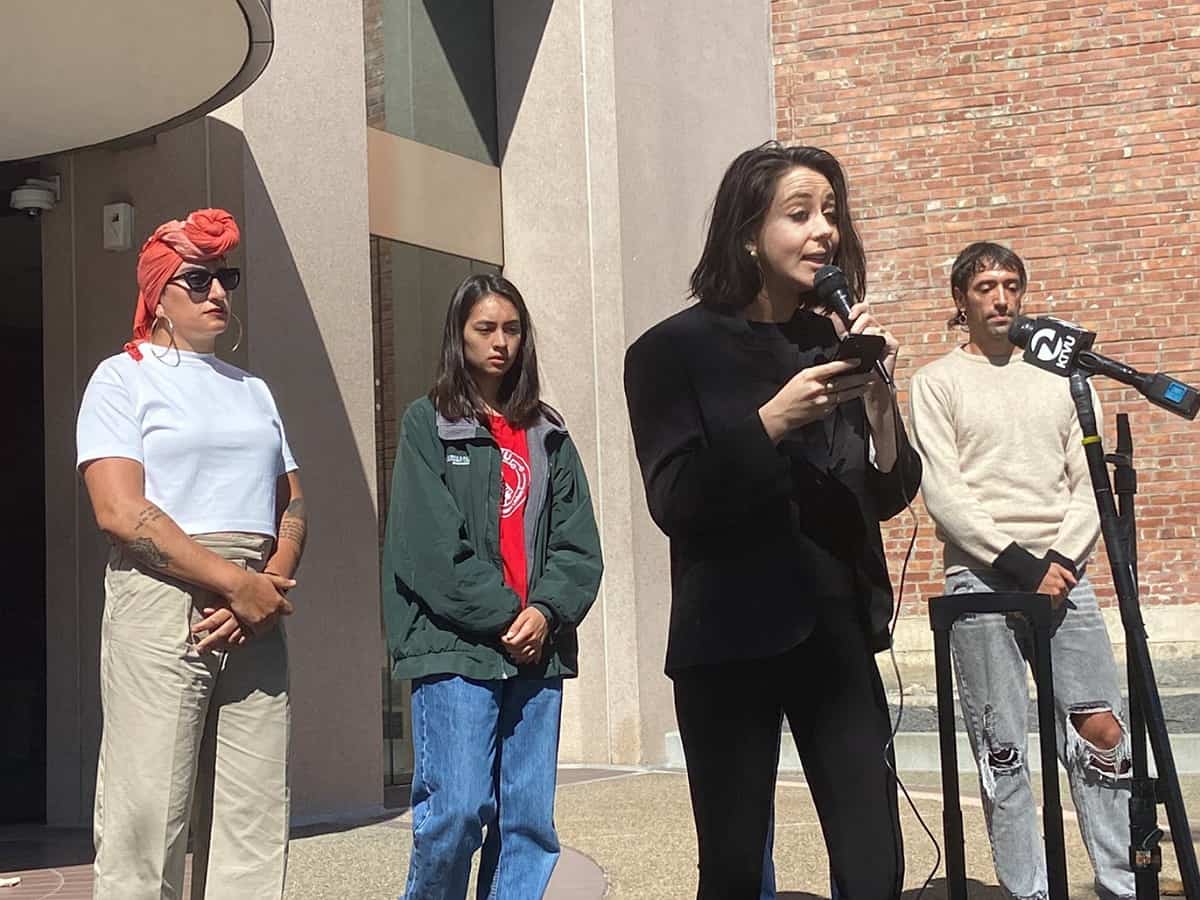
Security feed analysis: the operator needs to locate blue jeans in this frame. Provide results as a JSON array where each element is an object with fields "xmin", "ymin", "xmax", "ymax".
[
  {"xmin": 948, "ymin": 569, "xmax": 1134, "ymax": 900},
  {"xmin": 403, "ymin": 674, "xmax": 563, "ymax": 900}
]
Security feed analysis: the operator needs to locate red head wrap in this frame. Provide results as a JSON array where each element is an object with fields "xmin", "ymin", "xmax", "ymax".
[{"xmin": 124, "ymin": 208, "xmax": 240, "ymax": 360}]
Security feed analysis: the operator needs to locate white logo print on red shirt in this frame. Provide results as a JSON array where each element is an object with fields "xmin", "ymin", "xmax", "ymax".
[{"xmin": 500, "ymin": 448, "xmax": 531, "ymax": 518}]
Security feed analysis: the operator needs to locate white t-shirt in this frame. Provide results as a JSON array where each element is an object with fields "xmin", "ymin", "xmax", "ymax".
[{"xmin": 76, "ymin": 346, "xmax": 298, "ymax": 537}]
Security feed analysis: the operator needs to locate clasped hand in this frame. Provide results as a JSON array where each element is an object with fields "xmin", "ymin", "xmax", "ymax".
[
  {"xmin": 192, "ymin": 570, "xmax": 296, "ymax": 653},
  {"xmin": 1037, "ymin": 562, "xmax": 1076, "ymax": 608},
  {"xmin": 501, "ymin": 606, "xmax": 549, "ymax": 666}
]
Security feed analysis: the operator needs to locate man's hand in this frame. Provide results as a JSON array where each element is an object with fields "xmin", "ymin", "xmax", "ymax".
[
  {"xmin": 226, "ymin": 570, "xmax": 295, "ymax": 634},
  {"xmin": 192, "ymin": 606, "xmax": 248, "ymax": 653},
  {"xmin": 501, "ymin": 606, "xmax": 549, "ymax": 666},
  {"xmin": 1036, "ymin": 562, "xmax": 1077, "ymax": 607}
]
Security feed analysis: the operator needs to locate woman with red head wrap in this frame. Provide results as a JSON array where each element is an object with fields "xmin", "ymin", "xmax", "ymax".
[
  {"xmin": 75, "ymin": 209, "xmax": 306, "ymax": 899},
  {"xmin": 125, "ymin": 207, "xmax": 242, "ymax": 359}
]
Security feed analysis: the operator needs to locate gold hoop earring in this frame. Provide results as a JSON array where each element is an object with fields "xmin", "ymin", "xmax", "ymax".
[
  {"xmin": 150, "ymin": 313, "xmax": 180, "ymax": 362},
  {"xmin": 228, "ymin": 311, "xmax": 244, "ymax": 352}
]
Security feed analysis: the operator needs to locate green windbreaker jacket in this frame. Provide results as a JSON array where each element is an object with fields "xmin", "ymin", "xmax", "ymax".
[{"xmin": 382, "ymin": 397, "xmax": 604, "ymax": 681}]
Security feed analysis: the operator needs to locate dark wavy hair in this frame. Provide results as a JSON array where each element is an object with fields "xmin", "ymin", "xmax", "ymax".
[
  {"xmin": 430, "ymin": 273, "xmax": 542, "ymax": 427},
  {"xmin": 949, "ymin": 241, "xmax": 1027, "ymax": 327},
  {"xmin": 689, "ymin": 142, "xmax": 866, "ymax": 310}
]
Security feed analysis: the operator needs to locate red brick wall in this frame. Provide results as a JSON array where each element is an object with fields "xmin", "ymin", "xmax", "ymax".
[
  {"xmin": 772, "ymin": 0, "xmax": 1200, "ymax": 614},
  {"xmin": 364, "ymin": 5, "xmax": 394, "ymax": 540},
  {"xmin": 363, "ymin": 0, "xmax": 386, "ymax": 129},
  {"xmin": 370, "ymin": 237, "xmax": 397, "ymax": 544}
]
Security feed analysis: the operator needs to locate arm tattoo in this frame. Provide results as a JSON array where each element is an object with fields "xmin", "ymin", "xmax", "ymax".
[
  {"xmin": 134, "ymin": 504, "xmax": 166, "ymax": 531},
  {"xmin": 278, "ymin": 498, "xmax": 307, "ymax": 549},
  {"xmin": 127, "ymin": 537, "xmax": 171, "ymax": 569}
]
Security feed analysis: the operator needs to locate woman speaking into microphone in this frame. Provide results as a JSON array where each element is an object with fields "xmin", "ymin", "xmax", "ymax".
[{"xmin": 624, "ymin": 143, "xmax": 921, "ymax": 898}]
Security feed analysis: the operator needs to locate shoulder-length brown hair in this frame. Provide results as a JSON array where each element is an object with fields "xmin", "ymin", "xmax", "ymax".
[
  {"xmin": 689, "ymin": 142, "xmax": 866, "ymax": 310},
  {"xmin": 430, "ymin": 273, "xmax": 543, "ymax": 428}
]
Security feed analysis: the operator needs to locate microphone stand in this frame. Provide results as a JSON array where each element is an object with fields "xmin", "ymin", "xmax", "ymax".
[
  {"xmin": 1108, "ymin": 413, "xmax": 1168, "ymax": 898},
  {"xmin": 1068, "ymin": 370, "xmax": 1200, "ymax": 899}
]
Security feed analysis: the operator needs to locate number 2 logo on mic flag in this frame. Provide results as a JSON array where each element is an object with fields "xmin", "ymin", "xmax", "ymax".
[
  {"xmin": 1029, "ymin": 326, "xmax": 1077, "ymax": 371},
  {"xmin": 1030, "ymin": 327, "xmax": 1062, "ymax": 362}
]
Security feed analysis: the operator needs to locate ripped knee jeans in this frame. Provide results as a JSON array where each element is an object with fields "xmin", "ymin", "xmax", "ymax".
[{"xmin": 947, "ymin": 568, "xmax": 1135, "ymax": 900}]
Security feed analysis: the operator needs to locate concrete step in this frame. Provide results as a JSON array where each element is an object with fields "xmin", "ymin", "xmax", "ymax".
[
  {"xmin": 889, "ymin": 731, "xmax": 1200, "ymax": 776},
  {"xmin": 886, "ymin": 691, "xmax": 1200, "ymax": 734},
  {"xmin": 664, "ymin": 727, "xmax": 1200, "ymax": 774}
]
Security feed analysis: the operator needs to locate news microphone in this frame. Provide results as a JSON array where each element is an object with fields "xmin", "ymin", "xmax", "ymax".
[
  {"xmin": 1006, "ymin": 315, "xmax": 1096, "ymax": 375},
  {"xmin": 1008, "ymin": 315, "xmax": 1200, "ymax": 420},
  {"xmin": 813, "ymin": 264, "xmax": 893, "ymax": 386}
]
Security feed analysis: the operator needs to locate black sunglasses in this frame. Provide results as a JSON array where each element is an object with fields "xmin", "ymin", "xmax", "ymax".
[{"xmin": 168, "ymin": 267, "xmax": 241, "ymax": 294}]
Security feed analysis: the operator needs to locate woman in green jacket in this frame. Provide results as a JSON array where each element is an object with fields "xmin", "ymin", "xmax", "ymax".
[{"xmin": 383, "ymin": 273, "xmax": 603, "ymax": 900}]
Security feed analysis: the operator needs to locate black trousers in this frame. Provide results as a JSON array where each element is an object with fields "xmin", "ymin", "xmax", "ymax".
[{"xmin": 673, "ymin": 604, "xmax": 904, "ymax": 899}]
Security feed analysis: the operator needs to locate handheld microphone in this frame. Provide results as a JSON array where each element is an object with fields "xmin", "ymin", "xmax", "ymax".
[
  {"xmin": 813, "ymin": 264, "xmax": 893, "ymax": 386},
  {"xmin": 1008, "ymin": 315, "xmax": 1200, "ymax": 420}
]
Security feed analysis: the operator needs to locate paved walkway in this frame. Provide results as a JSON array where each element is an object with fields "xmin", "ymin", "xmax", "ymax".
[{"xmin": 3, "ymin": 768, "xmax": 1196, "ymax": 898}]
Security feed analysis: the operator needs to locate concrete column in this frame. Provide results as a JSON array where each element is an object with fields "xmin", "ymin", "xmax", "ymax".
[
  {"xmin": 240, "ymin": 0, "xmax": 383, "ymax": 818},
  {"xmin": 610, "ymin": 0, "xmax": 776, "ymax": 763},
  {"xmin": 495, "ymin": 0, "xmax": 617, "ymax": 762},
  {"xmin": 495, "ymin": 0, "xmax": 775, "ymax": 765}
]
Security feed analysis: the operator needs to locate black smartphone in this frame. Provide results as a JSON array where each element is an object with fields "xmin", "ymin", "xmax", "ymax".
[{"xmin": 832, "ymin": 333, "xmax": 886, "ymax": 375}]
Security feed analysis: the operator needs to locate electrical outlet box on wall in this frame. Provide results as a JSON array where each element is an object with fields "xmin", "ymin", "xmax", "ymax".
[{"xmin": 103, "ymin": 202, "xmax": 134, "ymax": 252}]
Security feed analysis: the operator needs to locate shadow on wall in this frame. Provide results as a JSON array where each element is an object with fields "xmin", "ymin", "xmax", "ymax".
[
  {"xmin": 492, "ymin": 0, "xmax": 553, "ymax": 163},
  {"xmin": 226, "ymin": 118, "xmax": 385, "ymax": 814},
  {"xmin": 233, "ymin": 117, "xmax": 378, "ymax": 563},
  {"xmin": 382, "ymin": 0, "xmax": 554, "ymax": 166},
  {"xmin": 422, "ymin": 0, "xmax": 503, "ymax": 164}
]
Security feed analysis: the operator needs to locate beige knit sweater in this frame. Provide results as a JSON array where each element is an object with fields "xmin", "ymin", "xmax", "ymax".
[{"xmin": 909, "ymin": 347, "xmax": 1101, "ymax": 578}]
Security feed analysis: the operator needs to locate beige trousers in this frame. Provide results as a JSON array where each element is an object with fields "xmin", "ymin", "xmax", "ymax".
[{"xmin": 93, "ymin": 532, "xmax": 290, "ymax": 900}]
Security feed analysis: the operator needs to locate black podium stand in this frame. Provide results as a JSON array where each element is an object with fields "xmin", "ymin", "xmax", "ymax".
[{"xmin": 929, "ymin": 590, "xmax": 1071, "ymax": 900}]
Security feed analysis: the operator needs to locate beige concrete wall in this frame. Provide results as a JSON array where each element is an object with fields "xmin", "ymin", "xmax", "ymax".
[
  {"xmin": 610, "ymin": 1, "xmax": 776, "ymax": 762},
  {"xmin": 42, "ymin": 0, "xmax": 382, "ymax": 825},
  {"xmin": 495, "ymin": 0, "xmax": 617, "ymax": 764},
  {"xmin": 239, "ymin": 0, "xmax": 382, "ymax": 819},
  {"xmin": 494, "ymin": 0, "xmax": 775, "ymax": 765},
  {"xmin": 367, "ymin": 128, "xmax": 504, "ymax": 265}
]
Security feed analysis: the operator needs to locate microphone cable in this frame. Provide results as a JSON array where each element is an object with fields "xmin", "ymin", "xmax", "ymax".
[
  {"xmin": 820, "ymin": 298, "xmax": 943, "ymax": 897},
  {"xmin": 879, "ymin": 379, "xmax": 942, "ymax": 900}
]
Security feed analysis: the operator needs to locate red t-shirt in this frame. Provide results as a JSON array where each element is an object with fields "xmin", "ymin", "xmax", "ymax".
[{"xmin": 489, "ymin": 415, "xmax": 531, "ymax": 606}]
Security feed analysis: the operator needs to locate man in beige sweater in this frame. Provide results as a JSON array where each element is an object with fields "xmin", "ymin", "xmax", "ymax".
[{"xmin": 910, "ymin": 242, "xmax": 1134, "ymax": 900}]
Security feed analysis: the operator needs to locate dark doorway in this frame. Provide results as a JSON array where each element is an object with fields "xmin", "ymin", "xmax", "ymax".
[{"xmin": 0, "ymin": 162, "xmax": 47, "ymax": 823}]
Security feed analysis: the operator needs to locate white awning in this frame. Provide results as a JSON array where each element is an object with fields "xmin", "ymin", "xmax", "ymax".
[{"xmin": 0, "ymin": 0, "xmax": 272, "ymax": 162}]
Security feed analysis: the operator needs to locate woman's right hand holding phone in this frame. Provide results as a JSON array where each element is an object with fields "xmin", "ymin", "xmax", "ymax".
[{"xmin": 759, "ymin": 359, "xmax": 873, "ymax": 444}]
